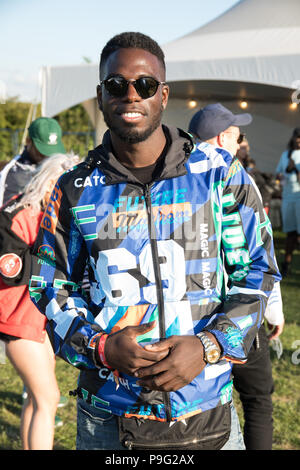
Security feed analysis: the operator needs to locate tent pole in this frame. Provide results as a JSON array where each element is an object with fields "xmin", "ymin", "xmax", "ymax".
[{"xmin": 19, "ymin": 103, "xmax": 34, "ymax": 154}]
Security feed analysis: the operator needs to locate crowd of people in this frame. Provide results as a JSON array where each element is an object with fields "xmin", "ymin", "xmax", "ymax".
[{"xmin": 0, "ymin": 30, "xmax": 297, "ymax": 451}]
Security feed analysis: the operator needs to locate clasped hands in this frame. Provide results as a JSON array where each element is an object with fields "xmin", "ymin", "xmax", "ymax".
[{"xmin": 104, "ymin": 321, "xmax": 206, "ymax": 392}]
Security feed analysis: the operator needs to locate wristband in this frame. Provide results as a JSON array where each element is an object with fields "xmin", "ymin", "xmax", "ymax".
[{"xmin": 97, "ymin": 334, "xmax": 112, "ymax": 369}]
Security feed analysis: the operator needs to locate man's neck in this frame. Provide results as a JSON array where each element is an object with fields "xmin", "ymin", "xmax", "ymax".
[
  {"xmin": 110, "ymin": 126, "xmax": 166, "ymax": 168},
  {"xmin": 206, "ymin": 137, "xmax": 219, "ymax": 147}
]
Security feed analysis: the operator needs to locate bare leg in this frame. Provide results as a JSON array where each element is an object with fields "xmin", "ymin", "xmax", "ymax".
[
  {"xmin": 20, "ymin": 393, "xmax": 34, "ymax": 449},
  {"xmin": 6, "ymin": 334, "xmax": 60, "ymax": 450}
]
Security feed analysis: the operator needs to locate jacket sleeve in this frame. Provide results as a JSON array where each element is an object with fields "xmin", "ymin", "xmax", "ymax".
[
  {"xmin": 0, "ymin": 207, "xmax": 32, "ymax": 286},
  {"xmin": 264, "ymin": 281, "xmax": 284, "ymax": 326},
  {"xmin": 29, "ymin": 178, "xmax": 104, "ymax": 370},
  {"xmin": 204, "ymin": 158, "xmax": 281, "ymax": 363}
]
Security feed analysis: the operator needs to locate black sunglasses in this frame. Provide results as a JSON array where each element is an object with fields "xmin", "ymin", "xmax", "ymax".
[{"xmin": 100, "ymin": 76, "xmax": 166, "ymax": 100}]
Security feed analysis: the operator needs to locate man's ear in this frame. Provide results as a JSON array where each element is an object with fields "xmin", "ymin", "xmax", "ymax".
[
  {"xmin": 96, "ymin": 85, "xmax": 103, "ymax": 111},
  {"xmin": 161, "ymin": 84, "xmax": 169, "ymax": 111},
  {"xmin": 217, "ymin": 133, "xmax": 224, "ymax": 148}
]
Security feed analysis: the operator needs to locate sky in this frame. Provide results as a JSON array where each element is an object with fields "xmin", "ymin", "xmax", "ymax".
[{"xmin": 0, "ymin": 0, "xmax": 240, "ymax": 102}]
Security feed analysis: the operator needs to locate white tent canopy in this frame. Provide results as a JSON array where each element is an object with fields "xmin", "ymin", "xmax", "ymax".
[
  {"xmin": 41, "ymin": 0, "xmax": 300, "ymax": 172},
  {"xmin": 163, "ymin": 0, "xmax": 300, "ymax": 100},
  {"xmin": 41, "ymin": 63, "xmax": 99, "ymax": 120}
]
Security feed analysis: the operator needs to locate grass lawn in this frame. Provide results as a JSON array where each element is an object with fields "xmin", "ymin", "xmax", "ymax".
[{"xmin": 0, "ymin": 231, "xmax": 299, "ymax": 450}]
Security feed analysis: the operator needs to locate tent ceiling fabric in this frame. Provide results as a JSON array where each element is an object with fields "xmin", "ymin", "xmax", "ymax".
[
  {"xmin": 41, "ymin": 64, "xmax": 99, "ymax": 117},
  {"xmin": 42, "ymin": 0, "xmax": 300, "ymax": 117},
  {"xmin": 168, "ymin": 79, "xmax": 294, "ymax": 102},
  {"xmin": 183, "ymin": 0, "xmax": 300, "ymax": 36}
]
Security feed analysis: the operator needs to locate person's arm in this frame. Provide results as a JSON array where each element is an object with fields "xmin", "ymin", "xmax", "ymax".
[
  {"xmin": 202, "ymin": 160, "xmax": 281, "ymax": 362},
  {"xmin": 29, "ymin": 175, "xmax": 169, "ymax": 373},
  {"xmin": 264, "ymin": 281, "xmax": 285, "ymax": 340},
  {"xmin": 136, "ymin": 159, "xmax": 281, "ymax": 391}
]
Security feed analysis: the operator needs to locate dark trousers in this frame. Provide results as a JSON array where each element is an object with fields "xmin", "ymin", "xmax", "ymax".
[{"xmin": 232, "ymin": 324, "xmax": 274, "ymax": 450}]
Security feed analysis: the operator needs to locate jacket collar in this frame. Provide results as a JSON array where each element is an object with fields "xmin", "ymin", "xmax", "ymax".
[{"xmin": 85, "ymin": 125, "xmax": 194, "ymax": 185}]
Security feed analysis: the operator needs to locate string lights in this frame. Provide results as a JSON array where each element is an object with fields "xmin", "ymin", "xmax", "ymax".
[
  {"xmin": 240, "ymin": 100, "xmax": 248, "ymax": 109},
  {"xmin": 188, "ymin": 100, "xmax": 197, "ymax": 109},
  {"xmin": 186, "ymin": 98, "xmax": 298, "ymax": 112},
  {"xmin": 289, "ymin": 102, "xmax": 298, "ymax": 110}
]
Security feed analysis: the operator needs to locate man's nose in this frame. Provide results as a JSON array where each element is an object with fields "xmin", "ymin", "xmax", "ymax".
[{"xmin": 124, "ymin": 82, "xmax": 141, "ymax": 101}]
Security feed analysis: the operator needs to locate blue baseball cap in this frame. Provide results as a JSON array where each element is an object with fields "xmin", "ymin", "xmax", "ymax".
[{"xmin": 188, "ymin": 103, "xmax": 252, "ymax": 141}]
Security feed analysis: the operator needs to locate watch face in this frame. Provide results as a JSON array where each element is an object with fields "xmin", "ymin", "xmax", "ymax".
[{"xmin": 206, "ymin": 349, "xmax": 220, "ymax": 364}]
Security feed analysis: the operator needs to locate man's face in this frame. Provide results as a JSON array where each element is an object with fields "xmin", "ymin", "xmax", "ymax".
[
  {"xmin": 294, "ymin": 136, "xmax": 300, "ymax": 149},
  {"xmin": 220, "ymin": 126, "xmax": 241, "ymax": 156},
  {"xmin": 97, "ymin": 48, "xmax": 169, "ymax": 144},
  {"xmin": 26, "ymin": 138, "xmax": 47, "ymax": 164},
  {"xmin": 236, "ymin": 140, "xmax": 249, "ymax": 161}
]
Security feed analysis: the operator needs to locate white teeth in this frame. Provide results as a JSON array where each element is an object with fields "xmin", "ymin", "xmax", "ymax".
[{"xmin": 123, "ymin": 112, "xmax": 142, "ymax": 117}]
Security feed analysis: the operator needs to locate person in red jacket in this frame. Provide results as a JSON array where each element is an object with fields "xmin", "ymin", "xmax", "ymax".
[{"xmin": 0, "ymin": 152, "xmax": 80, "ymax": 449}]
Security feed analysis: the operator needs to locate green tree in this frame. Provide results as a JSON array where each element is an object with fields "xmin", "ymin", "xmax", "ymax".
[
  {"xmin": 0, "ymin": 99, "xmax": 32, "ymax": 161},
  {"xmin": 54, "ymin": 104, "xmax": 95, "ymax": 157},
  {"xmin": 0, "ymin": 99, "xmax": 94, "ymax": 162}
]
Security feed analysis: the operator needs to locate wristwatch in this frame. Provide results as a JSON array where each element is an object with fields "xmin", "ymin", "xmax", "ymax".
[{"xmin": 197, "ymin": 332, "xmax": 221, "ymax": 364}]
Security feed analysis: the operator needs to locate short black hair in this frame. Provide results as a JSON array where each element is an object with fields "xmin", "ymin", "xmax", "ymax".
[
  {"xmin": 288, "ymin": 127, "xmax": 300, "ymax": 152},
  {"xmin": 99, "ymin": 31, "xmax": 165, "ymax": 79}
]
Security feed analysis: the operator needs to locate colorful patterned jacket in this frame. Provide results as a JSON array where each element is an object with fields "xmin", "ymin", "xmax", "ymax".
[{"xmin": 29, "ymin": 126, "xmax": 281, "ymax": 422}]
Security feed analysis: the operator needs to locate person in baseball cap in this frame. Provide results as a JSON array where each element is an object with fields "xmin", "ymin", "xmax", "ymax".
[
  {"xmin": 188, "ymin": 102, "xmax": 252, "ymax": 157},
  {"xmin": 28, "ymin": 117, "xmax": 65, "ymax": 160},
  {"xmin": 0, "ymin": 117, "xmax": 65, "ymax": 206}
]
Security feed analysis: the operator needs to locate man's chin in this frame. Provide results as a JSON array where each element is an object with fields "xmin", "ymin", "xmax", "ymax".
[
  {"xmin": 108, "ymin": 123, "xmax": 159, "ymax": 144},
  {"xmin": 114, "ymin": 129, "xmax": 152, "ymax": 144},
  {"xmin": 104, "ymin": 111, "xmax": 162, "ymax": 145}
]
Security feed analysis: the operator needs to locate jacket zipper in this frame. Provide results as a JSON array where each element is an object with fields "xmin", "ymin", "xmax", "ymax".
[
  {"xmin": 143, "ymin": 183, "xmax": 172, "ymax": 422},
  {"xmin": 123, "ymin": 430, "xmax": 228, "ymax": 450}
]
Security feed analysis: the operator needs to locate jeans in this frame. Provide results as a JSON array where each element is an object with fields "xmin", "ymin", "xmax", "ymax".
[
  {"xmin": 232, "ymin": 324, "xmax": 274, "ymax": 450},
  {"xmin": 76, "ymin": 399, "xmax": 245, "ymax": 450}
]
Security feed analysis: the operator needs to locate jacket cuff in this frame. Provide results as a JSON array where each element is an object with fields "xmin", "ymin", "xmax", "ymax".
[{"xmin": 203, "ymin": 327, "xmax": 247, "ymax": 364}]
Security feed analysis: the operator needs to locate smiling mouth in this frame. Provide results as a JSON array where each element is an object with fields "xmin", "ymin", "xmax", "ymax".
[{"xmin": 120, "ymin": 111, "xmax": 144, "ymax": 122}]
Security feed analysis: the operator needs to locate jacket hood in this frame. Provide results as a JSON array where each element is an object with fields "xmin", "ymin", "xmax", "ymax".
[{"xmin": 85, "ymin": 125, "xmax": 194, "ymax": 185}]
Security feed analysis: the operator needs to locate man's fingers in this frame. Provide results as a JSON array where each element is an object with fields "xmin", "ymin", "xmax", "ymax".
[
  {"xmin": 267, "ymin": 322, "xmax": 284, "ymax": 340},
  {"xmin": 268, "ymin": 326, "xmax": 280, "ymax": 340},
  {"xmin": 144, "ymin": 338, "xmax": 171, "ymax": 352},
  {"xmin": 137, "ymin": 371, "xmax": 180, "ymax": 391},
  {"xmin": 135, "ymin": 358, "xmax": 168, "ymax": 379},
  {"xmin": 128, "ymin": 323, "xmax": 170, "ymax": 360},
  {"xmin": 129, "ymin": 321, "xmax": 157, "ymax": 338},
  {"xmin": 137, "ymin": 345, "xmax": 170, "ymax": 363}
]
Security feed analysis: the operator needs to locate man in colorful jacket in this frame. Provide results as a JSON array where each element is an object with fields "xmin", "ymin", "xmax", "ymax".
[{"xmin": 29, "ymin": 32, "xmax": 281, "ymax": 451}]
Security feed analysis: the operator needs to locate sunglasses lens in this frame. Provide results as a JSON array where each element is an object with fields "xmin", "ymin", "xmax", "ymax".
[
  {"xmin": 105, "ymin": 77, "xmax": 128, "ymax": 97},
  {"xmin": 135, "ymin": 77, "xmax": 159, "ymax": 99},
  {"xmin": 103, "ymin": 76, "xmax": 160, "ymax": 99}
]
